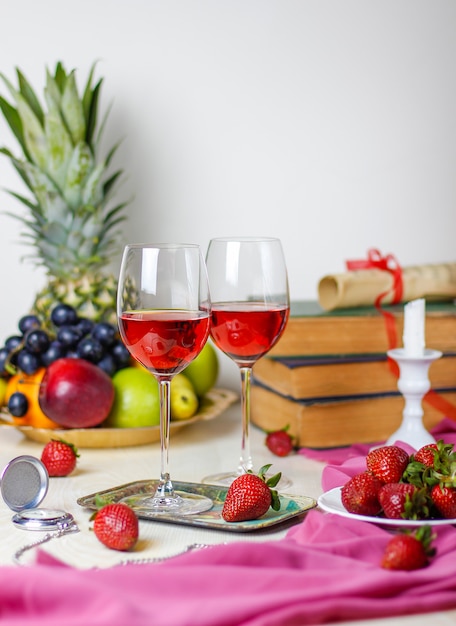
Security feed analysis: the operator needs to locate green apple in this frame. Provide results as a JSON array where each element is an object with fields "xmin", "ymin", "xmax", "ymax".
[
  {"xmin": 183, "ymin": 341, "xmax": 219, "ymax": 397},
  {"xmin": 105, "ymin": 367, "xmax": 160, "ymax": 428},
  {"xmin": 171, "ymin": 377, "xmax": 199, "ymax": 420},
  {"xmin": 172, "ymin": 373, "xmax": 194, "ymax": 391}
]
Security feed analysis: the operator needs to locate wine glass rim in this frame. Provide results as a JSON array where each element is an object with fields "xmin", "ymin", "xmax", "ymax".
[
  {"xmin": 209, "ymin": 236, "xmax": 281, "ymax": 243},
  {"xmin": 124, "ymin": 243, "xmax": 201, "ymax": 249}
]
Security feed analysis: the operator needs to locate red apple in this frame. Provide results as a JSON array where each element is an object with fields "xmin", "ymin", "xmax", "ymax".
[{"xmin": 39, "ymin": 358, "xmax": 115, "ymax": 428}]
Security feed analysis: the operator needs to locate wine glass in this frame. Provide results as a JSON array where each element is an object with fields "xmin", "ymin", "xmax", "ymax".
[
  {"xmin": 117, "ymin": 243, "xmax": 213, "ymax": 515},
  {"xmin": 202, "ymin": 237, "xmax": 290, "ymax": 488}
]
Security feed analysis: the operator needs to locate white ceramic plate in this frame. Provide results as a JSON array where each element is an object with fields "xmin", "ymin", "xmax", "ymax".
[{"xmin": 318, "ymin": 487, "xmax": 456, "ymax": 527}]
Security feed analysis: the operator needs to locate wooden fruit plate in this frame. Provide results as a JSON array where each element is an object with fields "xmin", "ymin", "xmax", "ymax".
[{"xmin": 0, "ymin": 388, "xmax": 238, "ymax": 448}]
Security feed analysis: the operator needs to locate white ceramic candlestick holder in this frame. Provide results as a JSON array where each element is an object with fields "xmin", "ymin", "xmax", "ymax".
[{"xmin": 386, "ymin": 348, "xmax": 442, "ymax": 450}]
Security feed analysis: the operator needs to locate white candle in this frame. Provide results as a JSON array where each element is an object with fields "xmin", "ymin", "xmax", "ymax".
[{"xmin": 403, "ymin": 298, "xmax": 426, "ymax": 356}]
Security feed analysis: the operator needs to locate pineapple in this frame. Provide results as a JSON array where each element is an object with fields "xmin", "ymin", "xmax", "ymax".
[{"xmin": 0, "ymin": 61, "xmax": 127, "ymax": 323}]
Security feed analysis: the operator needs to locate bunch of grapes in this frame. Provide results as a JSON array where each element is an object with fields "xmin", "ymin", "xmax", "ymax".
[{"xmin": 0, "ymin": 303, "xmax": 131, "ymax": 381}]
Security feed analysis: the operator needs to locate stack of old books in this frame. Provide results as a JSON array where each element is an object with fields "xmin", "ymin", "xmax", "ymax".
[{"xmin": 251, "ymin": 300, "xmax": 456, "ymax": 448}]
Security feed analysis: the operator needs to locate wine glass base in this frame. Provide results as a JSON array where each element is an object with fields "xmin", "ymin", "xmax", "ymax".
[
  {"xmin": 121, "ymin": 491, "xmax": 213, "ymax": 516},
  {"xmin": 201, "ymin": 471, "xmax": 293, "ymax": 491}
]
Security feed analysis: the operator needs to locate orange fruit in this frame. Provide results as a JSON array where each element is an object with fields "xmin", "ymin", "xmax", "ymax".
[{"xmin": 5, "ymin": 368, "xmax": 60, "ymax": 429}]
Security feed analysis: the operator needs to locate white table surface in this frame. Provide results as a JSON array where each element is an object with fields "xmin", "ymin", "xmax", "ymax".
[{"xmin": 0, "ymin": 397, "xmax": 455, "ymax": 626}]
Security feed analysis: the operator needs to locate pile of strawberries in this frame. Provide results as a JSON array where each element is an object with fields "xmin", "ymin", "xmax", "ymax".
[{"xmin": 341, "ymin": 440, "xmax": 456, "ymax": 521}]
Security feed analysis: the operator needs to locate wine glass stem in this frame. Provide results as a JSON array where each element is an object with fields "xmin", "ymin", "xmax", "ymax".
[
  {"xmin": 238, "ymin": 366, "xmax": 253, "ymax": 474},
  {"xmin": 156, "ymin": 379, "xmax": 174, "ymax": 498}
]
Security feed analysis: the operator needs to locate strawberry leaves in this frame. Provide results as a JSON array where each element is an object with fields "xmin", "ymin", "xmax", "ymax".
[{"xmin": 258, "ymin": 464, "xmax": 282, "ymax": 512}]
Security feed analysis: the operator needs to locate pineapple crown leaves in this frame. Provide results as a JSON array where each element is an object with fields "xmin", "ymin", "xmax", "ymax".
[
  {"xmin": 0, "ymin": 61, "xmax": 128, "ymax": 279},
  {"xmin": 0, "ymin": 61, "xmax": 98, "ymax": 159}
]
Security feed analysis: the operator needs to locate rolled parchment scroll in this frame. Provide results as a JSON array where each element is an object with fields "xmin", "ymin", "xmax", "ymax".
[{"xmin": 318, "ymin": 262, "xmax": 456, "ymax": 311}]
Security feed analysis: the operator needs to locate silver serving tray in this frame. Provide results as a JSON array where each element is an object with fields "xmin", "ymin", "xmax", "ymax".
[{"xmin": 77, "ymin": 480, "xmax": 316, "ymax": 532}]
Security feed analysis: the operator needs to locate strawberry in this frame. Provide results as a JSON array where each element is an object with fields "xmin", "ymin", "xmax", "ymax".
[
  {"xmin": 378, "ymin": 482, "xmax": 430, "ymax": 520},
  {"xmin": 414, "ymin": 443, "xmax": 439, "ymax": 468},
  {"xmin": 92, "ymin": 503, "xmax": 139, "ymax": 551},
  {"xmin": 265, "ymin": 426, "xmax": 294, "ymax": 457},
  {"xmin": 431, "ymin": 484, "xmax": 456, "ymax": 519},
  {"xmin": 222, "ymin": 464, "xmax": 281, "ymax": 522},
  {"xmin": 340, "ymin": 471, "xmax": 383, "ymax": 516},
  {"xmin": 366, "ymin": 445, "xmax": 409, "ymax": 484},
  {"xmin": 381, "ymin": 526, "xmax": 436, "ymax": 570},
  {"xmin": 41, "ymin": 438, "xmax": 79, "ymax": 477}
]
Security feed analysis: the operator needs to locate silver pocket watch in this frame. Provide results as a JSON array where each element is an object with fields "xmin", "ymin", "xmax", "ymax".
[{"xmin": 0, "ymin": 455, "xmax": 78, "ymax": 563}]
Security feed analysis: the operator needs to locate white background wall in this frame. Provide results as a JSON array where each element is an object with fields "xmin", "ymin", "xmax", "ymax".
[{"xmin": 0, "ymin": 1, "xmax": 455, "ymax": 389}]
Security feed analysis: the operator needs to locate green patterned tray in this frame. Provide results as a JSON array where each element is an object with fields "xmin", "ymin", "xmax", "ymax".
[{"xmin": 77, "ymin": 480, "xmax": 316, "ymax": 532}]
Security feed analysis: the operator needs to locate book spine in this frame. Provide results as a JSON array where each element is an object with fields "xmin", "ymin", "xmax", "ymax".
[
  {"xmin": 250, "ymin": 383, "xmax": 456, "ymax": 448},
  {"xmin": 269, "ymin": 316, "xmax": 456, "ymax": 356}
]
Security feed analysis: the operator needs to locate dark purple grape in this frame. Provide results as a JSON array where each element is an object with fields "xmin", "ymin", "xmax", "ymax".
[
  {"xmin": 92, "ymin": 322, "xmax": 117, "ymax": 347},
  {"xmin": 65, "ymin": 350, "xmax": 79, "ymax": 359},
  {"xmin": 57, "ymin": 325, "xmax": 83, "ymax": 348},
  {"xmin": 0, "ymin": 347, "xmax": 10, "ymax": 375},
  {"xmin": 76, "ymin": 317, "xmax": 94, "ymax": 336},
  {"xmin": 18, "ymin": 314, "xmax": 41, "ymax": 334},
  {"xmin": 25, "ymin": 329, "xmax": 50, "ymax": 354},
  {"xmin": 8, "ymin": 392, "xmax": 28, "ymax": 417},
  {"xmin": 5, "ymin": 335, "xmax": 23, "ymax": 353},
  {"xmin": 76, "ymin": 337, "xmax": 104, "ymax": 363},
  {"xmin": 41, "ymin": 341, "xmax": 66, "ymax": 367},
  {"xmin": 111, "ymin": 340, "xmax": 131, "ymax": 367},
  {"xmin": 97, "ymin": 353, "xmax": 116, "ymax": 376},
  {"xmin": 51, "ymin": 303, "xmax": 78, "ymax": 327},
  {"xmin": 16, "ymin": 349, "xmax": 41, "ymax": 375}
]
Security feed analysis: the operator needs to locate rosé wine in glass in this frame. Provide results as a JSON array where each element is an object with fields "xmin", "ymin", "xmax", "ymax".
[
  {"xmin": 117, "ymin": 243, "xmax": 212, "ymax": 515},
  {"xmin": 119, "ymin": 310, "xmax": 210, "ymax": 375},
  {"xmin": 202, "ymin": 237, "xmax": 290, "ymax": 488},
  {"xmin": 210, "ymin": 303, "xmax": 289, "ymax": 366}
]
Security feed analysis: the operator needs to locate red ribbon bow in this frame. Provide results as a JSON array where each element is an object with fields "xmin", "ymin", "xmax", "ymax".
[
  {"xmin": 345, "ymin": 248, "xmax": 404, "ymax": 308},
  {"xmin": 345, "ymin": 248, "xmax": 404, "ymax": 365}
]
